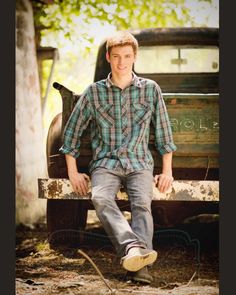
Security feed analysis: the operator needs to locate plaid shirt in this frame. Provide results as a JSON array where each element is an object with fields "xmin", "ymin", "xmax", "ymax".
[{"xmin": 60, "ymin": 72, "xmax": 177, "ymax": 173}]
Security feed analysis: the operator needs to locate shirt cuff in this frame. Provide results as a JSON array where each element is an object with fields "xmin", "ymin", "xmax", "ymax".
[
  {"xmin": 158, "ymin": 142, "xmax": 177, "ymax": 155},
  {"xmin": 59, "ymin": 145, "xmax": 80, "ymax": 158}
]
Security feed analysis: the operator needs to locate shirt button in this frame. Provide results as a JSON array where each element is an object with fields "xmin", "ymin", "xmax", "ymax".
[{"xmin": 119, "ymin": 148, "xmax": 125, "ymax": 156}]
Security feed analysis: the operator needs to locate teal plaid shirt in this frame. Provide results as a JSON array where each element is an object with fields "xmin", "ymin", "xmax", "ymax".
[{"xmin": 60, "ymin": 72, "xmax": 177, "ymax": 173}]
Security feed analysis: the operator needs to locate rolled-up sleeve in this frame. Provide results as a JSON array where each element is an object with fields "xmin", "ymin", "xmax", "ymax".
[
  {"xmin": 152, "ymin": 83, "xmax": 177, "ymax": 155},
  {"xmin": 59, "ymin": 89, "xmax": 92, "ymax": 158}
]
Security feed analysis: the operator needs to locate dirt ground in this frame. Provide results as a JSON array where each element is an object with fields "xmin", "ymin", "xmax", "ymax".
[{"xmin": 16, "ymin": 211, "xmax": 219, "ymax": 295}]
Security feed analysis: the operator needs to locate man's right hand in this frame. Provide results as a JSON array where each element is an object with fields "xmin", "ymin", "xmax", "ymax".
[{"xmin": 68, "ymin": 171, "xmax": 90, "ymax": 196}]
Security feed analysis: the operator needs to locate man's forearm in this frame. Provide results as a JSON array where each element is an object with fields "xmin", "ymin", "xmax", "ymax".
[
  {"xmin": 65, "ymin": 154, "xmax": 78, "ymax": 174},
  {"xmin": 162, "ymin": 152, "xmax": 173, "ymax": 176},
  {"xmin": 65, "ymin": 154, "xmax": 90, "ymax": 195}
]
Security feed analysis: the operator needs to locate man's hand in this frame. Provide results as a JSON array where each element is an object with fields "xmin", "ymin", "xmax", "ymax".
[
  {"xmin": 154, "ymin": 173, "xmax": 174, "ymax": 193},
  {"xmin": 68, "ymin": 171, "xmax": 90, "ymax": 196}
]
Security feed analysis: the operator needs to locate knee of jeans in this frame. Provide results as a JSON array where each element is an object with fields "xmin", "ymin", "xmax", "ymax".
[
  {"xmin": 91, "ymin": 194, "xmax": 109, "ymax": 209},
  {"xmin": 91, "ymin": 194, "xmax": 101, "ymax": 206},
  {"xmin": 131, "ymin": 202, "xmax": 152, "ymax": 213}
]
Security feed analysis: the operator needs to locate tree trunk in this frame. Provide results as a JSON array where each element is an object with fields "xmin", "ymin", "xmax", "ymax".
[{"xmin": 16, "ymin": 0, "xmax": 47, "ymax": 225}]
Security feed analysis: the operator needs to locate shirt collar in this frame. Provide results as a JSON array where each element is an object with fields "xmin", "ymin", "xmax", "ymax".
[{"xmin": 105, "ymin": 72, "xmax": 142, "ymax": 88}]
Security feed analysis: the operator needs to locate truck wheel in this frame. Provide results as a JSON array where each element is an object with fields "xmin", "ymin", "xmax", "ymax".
[{"xmin": 47, "ymin": 199, "xmax": 88, "ymax": 248}]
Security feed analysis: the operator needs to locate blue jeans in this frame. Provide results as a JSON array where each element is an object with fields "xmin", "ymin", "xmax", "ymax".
[{"xmin": 91, "ymin": 166, "xmax": 154, "ymax": 257}]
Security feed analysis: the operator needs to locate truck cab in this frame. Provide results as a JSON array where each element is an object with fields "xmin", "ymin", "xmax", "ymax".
[
  {"xmin": 95, "ymin": 27, "xmax": 219, "ymax": 180},
  {"xmin": 41, "ymin": 27, "xmax": 219, "ymax": 247}
]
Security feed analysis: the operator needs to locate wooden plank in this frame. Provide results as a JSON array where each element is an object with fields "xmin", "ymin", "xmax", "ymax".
[{"xmin": 38, "ymin": 178, "xmax": 219, "ymax": 202}]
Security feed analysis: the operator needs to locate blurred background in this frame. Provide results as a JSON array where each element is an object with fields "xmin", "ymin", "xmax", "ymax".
[{"xmin": 15, "ymin": 0, "xmax": 219, "ymax": 226}]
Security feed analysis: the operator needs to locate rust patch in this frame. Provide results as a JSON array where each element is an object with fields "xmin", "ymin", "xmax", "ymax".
[
  {"xmin": 47, "ymin": 180, "xmax": 63, "ymax": 198},
  {"xmin": 208, "ymin": 188, "xmax": 213, "ymax": 196},
  {"xmin": 200, "ymin": 185, "xmax": 206, "ymax": 194},
  {"xmin": 191, "ymin": 181, "xmax": 199, "ymax": 187},
  {"xmin": 38, "ymin": 179, "xmax": 219, "ymax": 201},
  {"xmin": 171, "ymin": 189, "xmax": 197, "ymax": 201},
  {"xmin": 38, "ymin": 179, "xmax": 46, "ymax": 199}
]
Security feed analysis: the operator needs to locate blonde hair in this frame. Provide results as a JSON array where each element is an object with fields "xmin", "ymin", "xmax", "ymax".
[{"xmin": 106, "ymin": 31, "xmax": 138, "ymax": 55}]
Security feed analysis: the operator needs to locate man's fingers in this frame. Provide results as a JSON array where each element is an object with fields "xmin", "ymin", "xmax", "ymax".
[
  {"xmin": 70, "ymin": 173, "xmax": 90, "ymax": 195},
  {"xmin": 72, "ymin": 184, "xmax": 78, "ymax": 194},
  {"xmin": 158, "ymin": 184, "xmax": 168, "ymax": 193},
  {"xmin": 158, "ymin": 179, "xmax": 167, "ymax": 193},
  {"xmin": 158, "ymin": 181, "xmax": 170, "ymax": 193},
  {"xmin": 154, "ymin": 175, "xmax": 159, "ymax": 184},
  {"xmin": 83, "ymin": 173, "xmax": 90, "ymax": 181},
  {"xmin": 71, "ymin": 182, "xmax": 83, "ymax": 195},
  {"xmin": 157, "ymin": 175, "xmax": 173, "ymax": 193},
  {"xmin": 77, "ymin": 178, "xmax": 89, "ymax": 195},
  {"xmin": 80, "ymin": 180, "xmax": 89, "ymax": 195}
]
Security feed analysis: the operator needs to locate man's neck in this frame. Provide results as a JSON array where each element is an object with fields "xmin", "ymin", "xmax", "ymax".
[{"xmin": 111, "ymin": 73, "xmax": 133, "ymax": 90}]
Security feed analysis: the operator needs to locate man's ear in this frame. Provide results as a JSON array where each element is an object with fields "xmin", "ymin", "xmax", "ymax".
[{"xmin": 106, "ymin": 51, "xmax": 110, "ymax": 63}]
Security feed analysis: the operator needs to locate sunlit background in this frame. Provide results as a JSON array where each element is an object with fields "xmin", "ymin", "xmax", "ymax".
[{"xmin": 39, "ymin": 0, "xmax": 219, "ymax": 146}]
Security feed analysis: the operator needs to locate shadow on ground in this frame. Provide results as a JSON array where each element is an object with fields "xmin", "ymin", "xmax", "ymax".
[{"xmin": 16, "ymin": 219, "xmax": 219, "ymax": 295}]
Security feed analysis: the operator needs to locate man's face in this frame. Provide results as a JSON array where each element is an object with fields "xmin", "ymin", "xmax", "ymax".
[{"xmin": 106, "ymin": 45, "xmax": 136, "ymax": 77}]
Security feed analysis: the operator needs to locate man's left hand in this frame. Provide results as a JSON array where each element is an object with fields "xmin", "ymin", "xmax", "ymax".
[{"xmin": 154, "ymin": 174, "xmax": 174, "ymax": 193}]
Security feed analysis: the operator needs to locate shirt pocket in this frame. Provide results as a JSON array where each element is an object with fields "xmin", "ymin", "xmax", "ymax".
[
  {"xmin": 133, "ymin": 102, "xmax": 152, "ymax": 125},
  {"xmin": 95, "ymin": 103, "xmax": 114, "ymax": 127}
]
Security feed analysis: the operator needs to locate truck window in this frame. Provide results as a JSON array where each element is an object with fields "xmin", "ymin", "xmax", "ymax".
[{"xmin": 134, "ymin": 45, "xmax": 219, "ymax": 74}]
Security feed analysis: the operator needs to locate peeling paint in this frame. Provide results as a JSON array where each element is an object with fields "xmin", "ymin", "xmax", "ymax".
[{"xmin": 38, "ymin": 178, "xmax": 219, "ymax": 202}]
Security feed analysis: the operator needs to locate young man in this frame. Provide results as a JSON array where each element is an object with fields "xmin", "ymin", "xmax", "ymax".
[{"xmin": 60, "ymin": 31, "xmax": 177, "ymax": 284}]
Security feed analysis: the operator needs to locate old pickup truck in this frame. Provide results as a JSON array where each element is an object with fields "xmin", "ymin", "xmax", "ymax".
[{"xmin": 38, "ymin": 27, "xmax": 219, "ymax": 247}]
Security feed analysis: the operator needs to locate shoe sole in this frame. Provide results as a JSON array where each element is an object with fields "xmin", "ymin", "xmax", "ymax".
[
  {"xmin": 132, "ymin": 276, "xmax": 152, "ymax": 284},
  {"xmin": 125, "ymin": 275, "xmax": 152, "ymax": 284},
  {"xmin": 121, "ymin": 250, "xmax": 157, "ymax": 272}
]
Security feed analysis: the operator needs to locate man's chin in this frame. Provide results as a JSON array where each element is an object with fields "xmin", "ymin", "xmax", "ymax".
[{"xmin": 117, "ymin": 70, "xmax": 130, "ymax": 75}]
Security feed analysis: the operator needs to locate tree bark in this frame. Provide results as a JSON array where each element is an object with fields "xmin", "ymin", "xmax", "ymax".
[{"xmin": 16, "ymin": 0, "xmax": 47, "ymax": 224}]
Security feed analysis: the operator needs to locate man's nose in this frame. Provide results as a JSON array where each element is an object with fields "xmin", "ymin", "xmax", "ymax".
[{"xmin": 118, "ymin": 57, "xmax": 124, "ymax": 65}]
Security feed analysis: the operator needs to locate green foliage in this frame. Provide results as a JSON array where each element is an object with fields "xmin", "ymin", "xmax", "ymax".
[
  {"xmin": 32, "ymin": 0, "xmax": 217, "ymax": 136},
  {"xmin": 32, "ymin": 0, "xmax": 219, "ymax": 51},
  {"xmin": 32, "ymin": 0, "xmax": 205, "ymax": 47}
]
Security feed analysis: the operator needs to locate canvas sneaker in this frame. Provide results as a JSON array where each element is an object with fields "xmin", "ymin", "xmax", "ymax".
[
  {"xmin": 121, "ymin": 247, "xmax": 157, "ymax": 272},
  {"xmin": 125, "ymin": 266, "xmax": 153, "ymax": 284}
]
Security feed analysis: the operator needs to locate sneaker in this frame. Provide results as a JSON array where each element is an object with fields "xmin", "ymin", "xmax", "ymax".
[
  {"xmin": 125, "ymin": 266, "xmax": 153, "ymax": 284},
  {"xmin": 121, "ymin": 247, "xmax": 157, "ymax": 272}
]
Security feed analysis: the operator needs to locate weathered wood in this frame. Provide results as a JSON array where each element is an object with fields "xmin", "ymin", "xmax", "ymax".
[
  {"xmin": 48, "ymin": 91, "xmax": 219, "ymax": 173},
  {"xmin": 37, "ymin": 47, "xmax": 59, "ymax": 61},
  {"xmin": 38, "ymin": 178, "xmax": 219, "ymax": 202}
]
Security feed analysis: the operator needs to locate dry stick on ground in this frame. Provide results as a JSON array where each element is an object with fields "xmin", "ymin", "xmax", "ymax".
[
  {"xmin": 154, "ymin": 270, "xmax": 197, "ymax": 291},
  {"xmin": 39, "ymin": 238, "xmax": 115, "ymax": 293},
  {"xmin": 77, "ymin": 249, "xmax": 114, "ymax": 293},
  {"xmin": 118, "ymin": 271, "xmax": 198, "ymax": 294},
  {"xmin": 41, "ymin": 238, "xmax": 197, "ymax": 293},
  {"xmin": 167, "ymin": 270, "xmax": 197, "ymax": 294},
  {"xmin": 118, "ymin": 290, "xmax": 164, "ymax": 294},
  {"xmin": 185, "ymin": 270, "xmax": 197, "ymax": 287}
]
